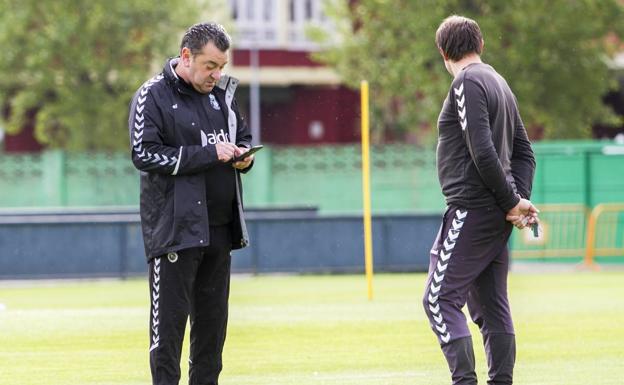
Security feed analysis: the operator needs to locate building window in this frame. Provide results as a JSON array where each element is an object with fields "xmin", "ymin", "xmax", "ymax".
[
  {"xmin": 245, "ymin": 0, "xmax": 254, "ymax": 20},
  {"xmin": 289, "ymin": 0, "xmax": 295, "ymax": 22},
  {"xmin": 305, "ymin": 0, "xmax": 312, "ymax": 20},
  {"xmin": 230, "ymin": 0, "xmax": 334, "ymax": 49},
  {"xmin": 231, "ymin": 0, "xmax": 238, "ymax": 19},
  {"xmin": 264, "ymin": 0, "xmax": 273, "ymax": 21}
]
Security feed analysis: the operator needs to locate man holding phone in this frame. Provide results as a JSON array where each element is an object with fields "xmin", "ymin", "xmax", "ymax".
[{"xmin": 128, "ymin": 22, "xmax": 255, "ymax": 385}]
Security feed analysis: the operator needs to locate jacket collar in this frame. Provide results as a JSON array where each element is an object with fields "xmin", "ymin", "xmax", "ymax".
[
  {"xmin": 163, "ymin": 57, "xmax": 239, "ymax": 98},
  {"xmin": 163, "ymin": 57, "xmax": 198, "ymax": 96}
]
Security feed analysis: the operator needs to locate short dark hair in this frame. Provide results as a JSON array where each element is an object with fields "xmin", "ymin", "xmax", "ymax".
[
  {"xmin": 435, "ymin": 15, "xmax": 482, "ymax": 61},
  {"xmin": 180, "ymin": 22, "xmax": 231, "ymax": 55}
]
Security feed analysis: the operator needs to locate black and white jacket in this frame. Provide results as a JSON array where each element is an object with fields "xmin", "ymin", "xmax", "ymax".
[
  {"xmin": 128, "ymin": 58, "xmax": 252, "ymax": 260},
  {"xmin": 437, "ymin": 62, "xmax": 536, "ymax": 212}
]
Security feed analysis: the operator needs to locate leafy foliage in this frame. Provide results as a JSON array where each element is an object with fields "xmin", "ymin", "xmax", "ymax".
[
  {"xmin": 0, "ymin": 0, "xmax": 195, "ymax": 150},
  {"xmin": 314, "ymin": 0, "xmax": 624, "ymax": 142}
]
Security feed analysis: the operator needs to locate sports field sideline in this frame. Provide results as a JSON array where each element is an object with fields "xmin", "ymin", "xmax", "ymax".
[{"xmin": 1, "ymin": 270, "xmax": 623, "ymax": 385}]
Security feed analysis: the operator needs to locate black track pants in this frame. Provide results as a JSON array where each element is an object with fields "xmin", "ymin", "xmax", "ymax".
[
  {"xmin": 148, "ymin": 226, "xmax": 232, "ymax": 385},
  {"xmin": 422, "ymin": 205, "xmax": 516, "ymax": 384}
]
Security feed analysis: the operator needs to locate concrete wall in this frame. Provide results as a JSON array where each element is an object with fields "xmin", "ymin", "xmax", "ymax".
[{"xmin": 0, "ymin": 209, "xmax": 439, "ymax": 279}]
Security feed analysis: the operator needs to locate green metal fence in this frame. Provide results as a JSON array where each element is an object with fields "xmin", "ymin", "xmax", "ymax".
[
  {"xmin": 1, "ymin": 140, "xmax": 623, "ymax": 213},
  {"xmin": 530, "ymin": 141, "xmax": 624, "ymax": 206},
  {"xmin": 0, "ymin": 151, "xmax": 138, "ymax": 207},
  {"xmin": 243, "ymin": 144, "xmax": 441, "ymax": 213}
]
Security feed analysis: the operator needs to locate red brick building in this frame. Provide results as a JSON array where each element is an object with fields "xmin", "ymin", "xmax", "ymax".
[{"xmin": 226, "ymin": 0, "xmax": 360, "ymax": 145}]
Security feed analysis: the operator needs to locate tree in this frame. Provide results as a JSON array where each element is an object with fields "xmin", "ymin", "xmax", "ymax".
[
  {"xmin": 313, "ymin": 0, "xmax": 624, "ymax": 142},
  {"xmin": 0, "ymin": 0, "xmax": 196, "ymax": 151}
]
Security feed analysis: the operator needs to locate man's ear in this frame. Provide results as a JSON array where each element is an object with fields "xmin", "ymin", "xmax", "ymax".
[
  {"xmin": 438, "ymin": 47, "xmax": 449, "ymax": 60},
  {"xmin": 480, "ymin": 39, "xmax": 485, "ymax": 53},
  {"xmin": 180, "ymin": 47, "xmax": 192, "ymax": 66}
]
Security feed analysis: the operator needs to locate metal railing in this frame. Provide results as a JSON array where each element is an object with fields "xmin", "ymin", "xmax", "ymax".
[
  {"xmin": 511, "ymin": 204, "xmax": 588, "ymax": 259},
  {"xmin": 584, "ymin": 203, "xmax": 624, "ymax": 267},
  {"xmin": 511, "ymin": 203, "xmax": 624, "ymax": 265}
]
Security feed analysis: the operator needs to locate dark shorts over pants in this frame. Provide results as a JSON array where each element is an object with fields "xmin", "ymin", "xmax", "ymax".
[
  {"xmin": 423, "ymin": 205, "xmax": 515, "ymax": 345},
  {"xmin": 148, "ymin": 225, "xmax": 232, "ymax": 385}
]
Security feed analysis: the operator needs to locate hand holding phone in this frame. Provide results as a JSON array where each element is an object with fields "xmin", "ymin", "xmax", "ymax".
[{"xmin": 231, "ymin": 145, "xmax": 263, "ymax": 163}]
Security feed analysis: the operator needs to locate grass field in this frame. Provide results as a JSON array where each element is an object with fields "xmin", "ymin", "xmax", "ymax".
[{"xmin": 1, "ymin": 270, "xmax": 623, "ymax": 385}]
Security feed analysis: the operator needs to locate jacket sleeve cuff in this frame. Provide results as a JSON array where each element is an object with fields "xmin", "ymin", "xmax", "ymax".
[{"xmin": 500, "ymin": 194, "xmax": 520, "ymax": 213}]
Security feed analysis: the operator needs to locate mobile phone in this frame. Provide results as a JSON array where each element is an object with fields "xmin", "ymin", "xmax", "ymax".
[
  {"xmin": 232, "ymin": 145, "xmax": 263, "ymax": 163},
  {"xmin": 531, "ymin": 222, "xmax": 539, "ymax": 238}
]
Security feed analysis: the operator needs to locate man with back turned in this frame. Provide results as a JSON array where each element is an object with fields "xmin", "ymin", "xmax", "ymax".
[{"xmin": 422, "ymin": 15, "xmax": 538, "ymax": 385}]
